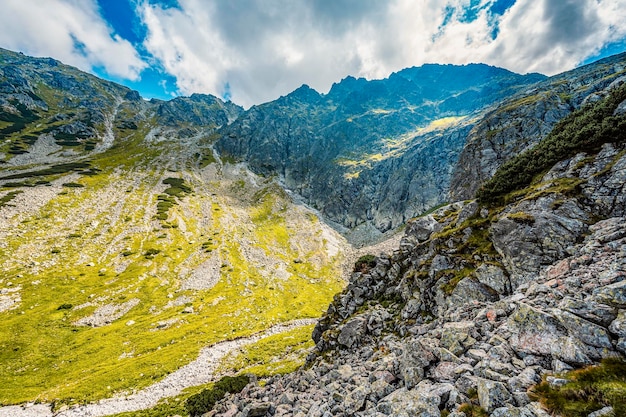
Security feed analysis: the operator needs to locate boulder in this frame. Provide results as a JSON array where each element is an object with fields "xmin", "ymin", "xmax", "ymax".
[
  {"xmin": 594, "ymin": 281, "xmax": 626, "ymax": 308},
  {"xmin": 508, "ymin": 303, "xmax": 567, "ymax": 356},
  {"xmin": 559, "ymin": 297, "xmax": 617, "ymax": 327},
  {"xmin": 476, "ymin": 378, "xmax": 513, "ymax": 413},
  {"xmin": 399, "ymin": 338, "xmax": 436, "ymax": 388},
  {"xmin": 588, "ymin": 406, "xmax": 615, "ymax": 417},
  {"xmin": 552, "ymin": 310, "xmax": 613, "ymax": 349},
  {"xmin": 490, "ymin": 198, "xmax": 588, "ymax": 288},
  {"xmin": 241, "ymin": 402, "xmax": 272, "ymax": 417},
  {"xmin": 377, "ymin": 385, "xmax": 440, "ymax": 417},
  {"xmin": 474, "ymin": 264, "xmax": 511, "ymax": 295},
  {"xmin": 448, "ymin": 277, "xmax": 498, "ymax": 309},
  {"xmin": 337, "ymin": 317, "xmax": 367, "ymax": 348},
  {"xmin": 550, "ymin": 336, "xmax": 593, "ymax": 366},
  {"xmin": 440, "ymin": 321, "xmax": 476, "ymax": 356},
  {"xmin": 609, "ymin": 310, "xmax": 626, "ymax": 355}
]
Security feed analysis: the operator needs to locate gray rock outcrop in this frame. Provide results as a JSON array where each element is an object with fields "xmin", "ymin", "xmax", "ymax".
[{"xmin": 208, "ymin": 130, "xmax": 626, "ymax": 417}]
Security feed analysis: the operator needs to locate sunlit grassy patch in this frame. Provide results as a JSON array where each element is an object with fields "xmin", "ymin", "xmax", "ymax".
[
  {"xmin": 218, "ymin": 325, "xmax": 315, "ymax": 377},
  {"xmin": 0, "ymin": 127, "xmax": 345, "ymax": 407}
]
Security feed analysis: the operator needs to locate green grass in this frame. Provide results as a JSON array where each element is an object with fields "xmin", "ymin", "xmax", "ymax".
[
  {"xmin": 354, "ymin": 254, "xmax": 376, "ymax": 273},
  {"xmin": 218, "ymin": 325, "xmax": 315, "ymax": 377},
  {"xmin": 0, "ymin": 134, "xmax": 344, "ymax": 408},
  {"xmin": 0, "ymin": 162, "xmax": 92, "ymax": 181},
  {"xmin": 155, "ymin": 177, "xmax": 193, "ymax": 222},
  {"xmin": 110, "ymin": 400, "xmax": 187, "ymax": 417},
  {"xmin": 529, "ymin": 358, "xmax": 626, "ymax": 417},
  {"xmin": 458, "ymin": 403, "xmax": 488, "ymax": 417},
  {"xmin": 0, "ymin": 94, "xmax": 344, "ymax": 411},
  {"xmin": 0, "ymin": 190, "xmax": 22, "ymax": 208}
]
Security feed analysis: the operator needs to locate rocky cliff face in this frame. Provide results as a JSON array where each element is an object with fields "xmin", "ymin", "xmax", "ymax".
[
  {"xmin": 0, "ymin": 48, "xmax": 241, "ymax": 166},
  {"xmin": 215, "ymin": 65, "xmax": 545, "ymax": 240},
  {"xmin": 207, "ymin": 77, "xmax": 626, "ymax": 417},
  {"xmin": 450, "ymin": 52, "xmax": 626, "ymax": 201}
]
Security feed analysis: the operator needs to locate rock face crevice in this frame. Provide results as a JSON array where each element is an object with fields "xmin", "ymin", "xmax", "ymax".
[{"xmin": 209, "ymin": 131, "xmax": 626, "ymax": 416}]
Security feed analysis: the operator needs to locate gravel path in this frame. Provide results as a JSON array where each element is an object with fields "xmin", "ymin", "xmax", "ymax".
[{"xmin": 0, "ymin": 319, "xmax": 317, "ymax": 417}]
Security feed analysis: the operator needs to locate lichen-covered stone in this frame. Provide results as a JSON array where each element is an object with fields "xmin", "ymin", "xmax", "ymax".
[
  {"xmin": 552, "ymin": 310, "xmax": 613, "ymax": 349},
  {"xmin": 477, "ymin": 378, "xmax": 513, "ymax": 413},
  {"xmin": 337, "ymin": 317, "xmax": 367, "ymax": 348},
  {"xmin": 508, "ymin": 303, "xmax": 567, "ymax": 356},
  {"xmin": 474, "ymin": 264, "xmax": 511, "ymax": 295},
  {"xmin": 594, "ymin": 281, "xmax": 626, "ymax": 308}
]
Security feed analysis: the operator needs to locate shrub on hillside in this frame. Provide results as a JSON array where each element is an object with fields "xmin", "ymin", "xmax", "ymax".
[
  {"xmin": 477, "ymin": 83, "xmax": 626, "ymax": 205},
  {"xmin": 529, "ymin": 358, "xmax": 626, "ymax": 417},
  {"xmin": 354, "ymin": 254, "xmax": 377, "ymax": 272},
  {"xmin": 185, "ymin": 374, "xmax": 250, "ymax": 416}
]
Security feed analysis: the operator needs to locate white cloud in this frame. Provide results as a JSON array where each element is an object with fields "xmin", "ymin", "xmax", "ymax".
[
  {"xmin": 139, "ymin": 0, "xmax": 626, "ymax": 107},
  {"xmin": 484, "ymin": 0, "xmax": 626, "ymax": 74},
  {"xmin": 2, "ymin": 0, "xmax": 624, "ymax": 107},
  {"xmin": 0, "ymin": 0, "xmax": 146, "ymax": 80}
]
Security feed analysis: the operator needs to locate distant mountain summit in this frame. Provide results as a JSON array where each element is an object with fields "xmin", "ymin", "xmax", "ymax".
[{"xmin": 215, "ymin": 63, "xmax": 545, "ymax": 242}]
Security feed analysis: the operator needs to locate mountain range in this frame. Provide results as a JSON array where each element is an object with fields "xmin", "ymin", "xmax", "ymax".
[{"xmin": 0, "ymin": 47, "xmax": 625, "ymax": 417}]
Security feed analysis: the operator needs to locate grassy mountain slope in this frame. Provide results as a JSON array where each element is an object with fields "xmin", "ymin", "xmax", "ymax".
[{"xmin": 0, "ymin": 51, "xmax": 346, "ymax": 408}]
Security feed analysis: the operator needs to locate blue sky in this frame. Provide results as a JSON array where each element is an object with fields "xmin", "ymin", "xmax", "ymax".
[{"xmin": 1, "ymin": 0, "xmax": 625, "ymax": 107}]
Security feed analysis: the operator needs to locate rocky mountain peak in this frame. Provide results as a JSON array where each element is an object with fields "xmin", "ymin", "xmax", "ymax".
[{"xmin": 215, "ymin": 61, "xmax": 550, "ymax": 242}]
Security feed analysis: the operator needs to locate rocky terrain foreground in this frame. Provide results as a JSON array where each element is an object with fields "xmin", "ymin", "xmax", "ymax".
[
  {"xmin": 207, "ymin": 96, "xmax": 626, "ymax": 415},
  {"xmin": 212, "ymin": 216, "xmax": 626, "ymax": 417}
]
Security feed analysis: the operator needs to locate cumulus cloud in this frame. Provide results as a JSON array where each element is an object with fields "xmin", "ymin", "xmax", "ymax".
[
  {"xmin": 0, "ymin": 0, "xmax": 146, "ymax": 80},
  {"xmin": 484, "ymin": 0, "xmax": 626, "ymax": 74},
  {"xmin": 2, "ymin": 0, "xmax": 624, "ymax": 107},
  {"xmin": 138, "ymin": 0, "xmax": 626, "ymax": 107}
]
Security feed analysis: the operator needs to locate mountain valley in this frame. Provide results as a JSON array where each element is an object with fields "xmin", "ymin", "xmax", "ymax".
[{"xmin": 0, "ymin": 47, "xmax": 625, "ymax": 417}]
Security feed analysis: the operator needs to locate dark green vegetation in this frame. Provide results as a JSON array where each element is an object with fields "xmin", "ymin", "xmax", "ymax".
[
  {"xmin": 163, "ymin": 177, "xmax": 192, "ymax": 197},
  {"xmin": 155, "ymin": 177, "xmax": 193, "ymax": 221},
  {"xmin": 354, "ymin": 254, "xmax": 376, "ymax": 272},
  {"xmin": 143, "ymin": 248, "xmax": 161, "ymax": 258},
  {"xmin": 0, "ymin": 162, "xmax": 94, "ymax": 181},
  {"xmin": 529, "ymin": 358, "xmax": 626, "ymax": 417},
  {"xmin": 0, "ymin": 100, "xmax": 40, "ymax": 152},
  {"xmin": 457, "ymin": 404, "xmax": 488, "ymax": 417},
  {"xmin": 185, "ymin": 374, "xmax": 250, "ymax": 417},
  {"xmin": 0, "ymin": 190, "xmax": 21, "ymax": 208},
  {"xmin": 477, "ymin": 83, "xmax": 626, "ymax": 205}
]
